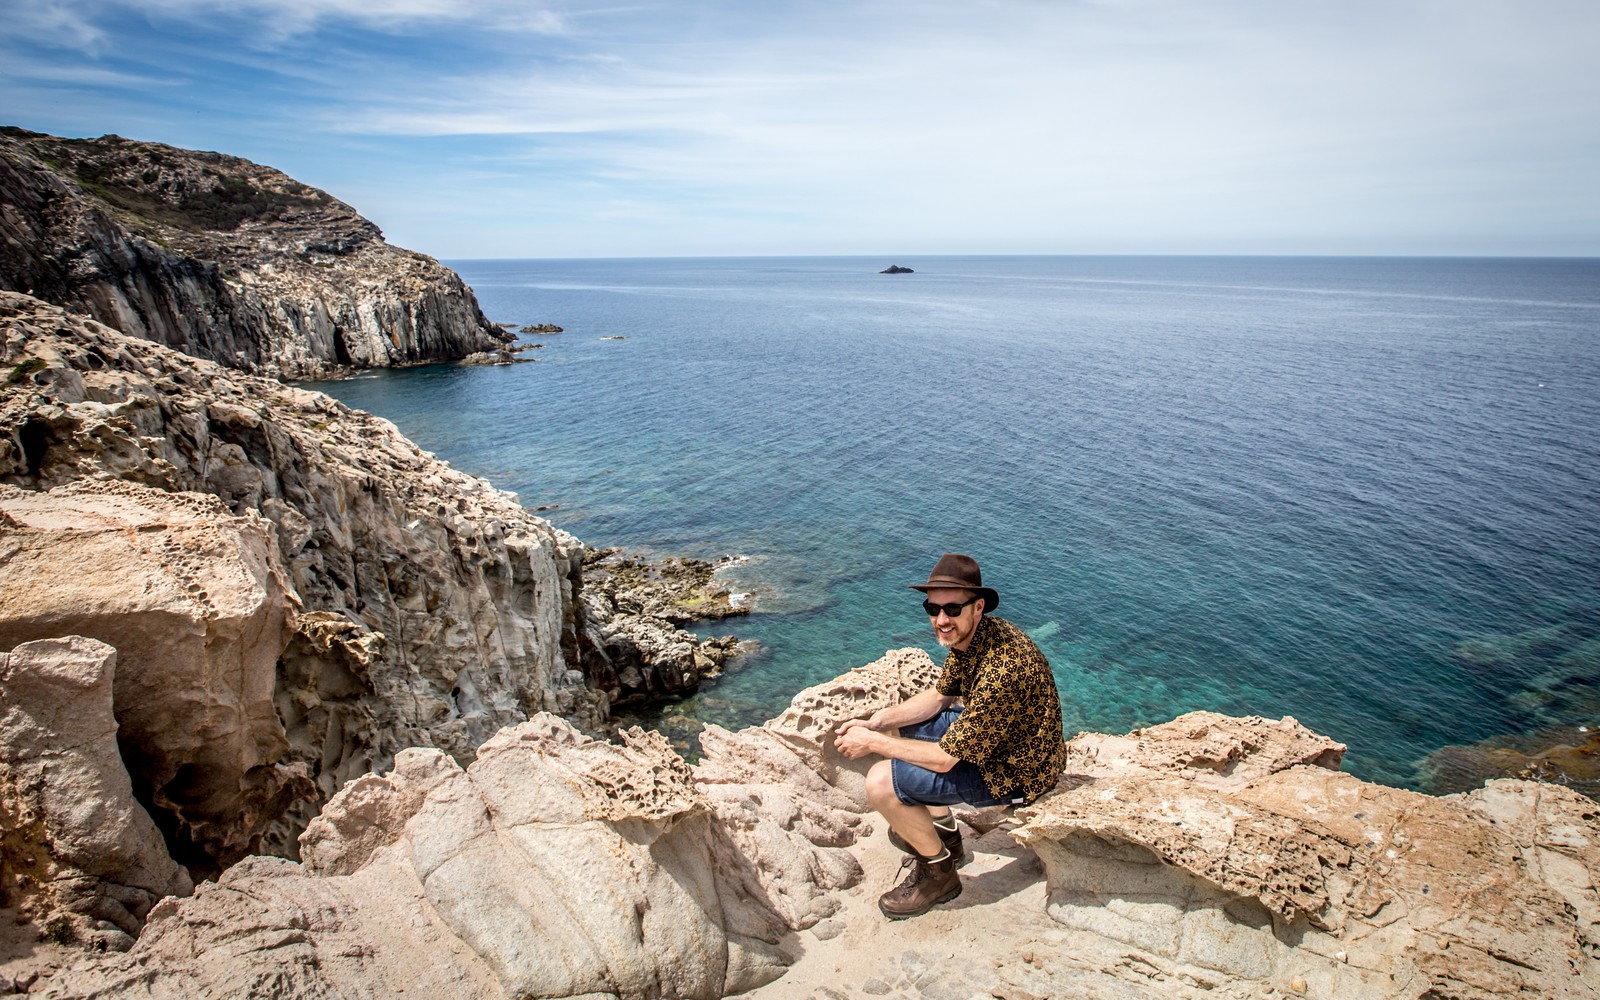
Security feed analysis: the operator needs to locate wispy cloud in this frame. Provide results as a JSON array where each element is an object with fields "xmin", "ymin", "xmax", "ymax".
[
  {"xmin": 4, "ymin": 0, "xmax": 109, "ymax": 52},
  {"xmin": 133, "ymin": 0, "xmax": 569, "ymax": 40},
  {"xmin": 4, "ymin": 0, "xmax": 1596, "ymax": 255}
]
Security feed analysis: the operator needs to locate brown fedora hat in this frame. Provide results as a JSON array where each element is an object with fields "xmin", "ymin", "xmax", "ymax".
[{"xmin": 909, "ymin": 553, "xmax": 1000, "ymax": 614}]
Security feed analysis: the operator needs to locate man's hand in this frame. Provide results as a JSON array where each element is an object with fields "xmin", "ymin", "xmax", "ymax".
[
  {"xmin": 834, "ymin": 712, "xmax": 882, "ymax": 736},
  {"xmin": 834, "ymin": 723, "xmax": 881, "ymax": 760}
]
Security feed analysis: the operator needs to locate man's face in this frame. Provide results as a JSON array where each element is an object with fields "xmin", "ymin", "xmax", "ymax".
[{"xmin": 926, "ymin": 587, "xmax": 983, "ymax": 651}]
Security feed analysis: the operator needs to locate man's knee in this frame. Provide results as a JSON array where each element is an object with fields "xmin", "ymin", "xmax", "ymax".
[{"xmin": 865, "ymin": 759, "xmax": 898, "ymax": 809}]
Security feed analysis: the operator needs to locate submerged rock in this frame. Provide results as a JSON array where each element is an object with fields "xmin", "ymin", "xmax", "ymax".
[{"xmin": 1420, "ymin": 723, "xmax": 1600, "ymax": 799}]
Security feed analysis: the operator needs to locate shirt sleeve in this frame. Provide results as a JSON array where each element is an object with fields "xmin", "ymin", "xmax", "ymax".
[{"xmin": 934, "ymin": 654, "xmax": 964, "ymax": 698}]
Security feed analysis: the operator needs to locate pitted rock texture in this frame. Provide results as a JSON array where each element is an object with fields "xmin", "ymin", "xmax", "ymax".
[
  {"xmin": 0, "ymin": 481, "xmax": 303, "ymax": 871},
  {"xmin": 0, "ymin": 127, "xmax": 508, "ymax": 379},
  {"xmin": 0, "ymin": 291, "xmax": 606, "ymax": 859},
  {"xmin": 0, "ymin": 637, "xmax": 193, "ymax": 951},
  {"xmin": 684, "ymin": 647, "xmax": 945, "ymax": 934},
  {"xmin": 1011, "ymin": 713, "xmax": 1600, "ymax": 999}
]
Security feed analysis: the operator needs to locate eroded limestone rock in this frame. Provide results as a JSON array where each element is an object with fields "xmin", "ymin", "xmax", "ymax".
[
  {"xmin": 30, "ymin": 650, "xmax": 1600, "ymax": 1000},
  {"xmin": 1014, "ymin": 714, "xmax": 1600, "ymax": 998},
  {"xmin": 52, "ymin": 716, "xmax": 797, "ymax": 999}
]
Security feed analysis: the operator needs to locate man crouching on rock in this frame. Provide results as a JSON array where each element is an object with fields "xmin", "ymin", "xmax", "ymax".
[{"xmin": 834, "ymin": 553, "xmax": 1067, "ymax": 919}]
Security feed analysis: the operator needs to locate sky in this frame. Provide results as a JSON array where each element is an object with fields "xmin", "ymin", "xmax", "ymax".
[{"xmin": 3, "ymin": 0, "xmax": 1597, "ymax": 259}]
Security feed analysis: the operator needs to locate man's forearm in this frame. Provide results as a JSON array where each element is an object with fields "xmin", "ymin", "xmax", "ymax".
[
  {"xmin": 871, "ymin": 689, "xmax": 953, "ymax": 732},
  {"xmin": 863, "ymin": 730, "xmax": 960, "ymax": 773}
]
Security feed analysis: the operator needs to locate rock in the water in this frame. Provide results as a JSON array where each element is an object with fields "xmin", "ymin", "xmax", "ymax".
[
  {"xmin": 579, "ymin": 549, "xmax": 751, "ymax": 705},
  {"xmin": 0, "ymin": 636, "xmax": 193, "ymax": 947},
  {"xmin": 0, "ymin": 128, "xmax": 509, "ymax": 379},
  {"xmin": 880, "ymin": 264, "xmax": 914, "ymax": 274},
  {"xmin": 457, "ymin": 349, "xmax": 528, "ymax": 366}
]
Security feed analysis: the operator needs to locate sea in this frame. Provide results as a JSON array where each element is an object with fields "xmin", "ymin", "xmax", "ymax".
[{"xmin": 312, "ymin": 255, "xmax": 1600, "ymax": 790}]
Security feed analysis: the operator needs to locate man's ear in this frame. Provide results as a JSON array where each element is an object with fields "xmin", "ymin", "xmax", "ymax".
[{"xmin": 974, "ymin": 596, "xmax": 986, "ymax": 616}]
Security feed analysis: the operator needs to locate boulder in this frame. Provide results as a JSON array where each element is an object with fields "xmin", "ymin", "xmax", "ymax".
[
  {"xmin": 0, "ymin": 636, "xmax": 192, "ymax": 949},
  {"xmin": 0, "ymin": 481, "xmax": 304, "ymax": 871},
  {"xmin": 50, "ymin": 717, "xmax": 798, "ymax": 999},
  {"xmin": 1010, "ymin": 714, "xmax": 1600, "ymax": 998}
]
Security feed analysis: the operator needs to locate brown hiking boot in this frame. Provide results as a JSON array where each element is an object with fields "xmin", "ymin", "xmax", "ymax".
[
  {"xmin": 888, "ymin": 823, "xmax": 967, "ymax": 868},
  {"xmin": 878, "ymin": 852, "xmax": 961, "ymax": 919}
]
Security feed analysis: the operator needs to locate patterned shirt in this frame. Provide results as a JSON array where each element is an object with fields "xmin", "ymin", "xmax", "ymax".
[{"xmin": 936, "ymin": 615, "xmax": 1066, "ymax": 803}]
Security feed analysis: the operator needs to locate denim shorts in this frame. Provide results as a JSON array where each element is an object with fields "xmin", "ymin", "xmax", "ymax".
[{"xmin": 890, "ymin": 707, "xmax": 1024, "ymax": 808}]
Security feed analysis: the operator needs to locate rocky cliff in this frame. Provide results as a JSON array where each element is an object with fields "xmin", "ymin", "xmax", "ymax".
[
  {"xmin": 0, "ymin": 291, "xmax": 740, "ymax": 889},
  {"xmin": 28, "ymin": 647, "xmax": 1600, "ymax": 999},
  {"xmin": 0, "ymin": 127, "xmax": 508, "ymax": 379}
]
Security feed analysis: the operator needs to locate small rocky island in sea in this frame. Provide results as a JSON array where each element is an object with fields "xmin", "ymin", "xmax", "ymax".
[
  {"xmin": 2, "ymin": 128, "xmax": 1598, "ymax": 998},
  {"xmin": 880, "ymin": 263, "xmax": 914, "ymax": 273}
]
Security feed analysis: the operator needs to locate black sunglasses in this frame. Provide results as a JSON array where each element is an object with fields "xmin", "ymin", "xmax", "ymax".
[{"xmin": 922, "ymin": 596, "xmax": 979, "ymax": 618}]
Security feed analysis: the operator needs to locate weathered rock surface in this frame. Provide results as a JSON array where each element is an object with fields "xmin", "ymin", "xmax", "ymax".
[
  {"xmin": 38, "ymin": 648, "xmax": 1600, "ymax": 999},
  {"xmin": 1010, "ymin": 714, "xmax": 1600, "ymax": 998},
  {"xmin": 0, "ymin": 481, "xmax": 303, "ymax": 871},
  {"xmin": 33, "ymin": 650, "xmax": 935, "ymax": 998},
  {"xmin": 46, "ymin": 717, "xmax": 802, "ymax": 999},
  {"xmin": 0, "ymin": 637, "xmax": 193, "ymax": 952},
  {"xmin": 0, "ymin": 291, "xmax": 750, "ymax": 875},
  {"xmin": 0, "ymin": 291, "xmax": 603, "ymax": 862},
  {"xmin": 0, "ymin": 127, "xmax": 509, "ymax": 379}
]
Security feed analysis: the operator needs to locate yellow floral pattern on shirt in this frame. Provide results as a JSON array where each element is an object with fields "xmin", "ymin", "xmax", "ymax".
[{"xmin": 935, "ymin": 615, "xmax": 1066, "ymax": 803}]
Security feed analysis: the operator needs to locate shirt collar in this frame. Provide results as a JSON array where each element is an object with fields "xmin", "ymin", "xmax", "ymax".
[{"xmin": 947, "ymin": 614, "xmax": 997, "ymax": 664}]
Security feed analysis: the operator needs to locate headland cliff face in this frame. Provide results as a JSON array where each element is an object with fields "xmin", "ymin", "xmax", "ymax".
[{"xmin": 0, "ymin": 128, "xmax": 508, "ymax": 379}]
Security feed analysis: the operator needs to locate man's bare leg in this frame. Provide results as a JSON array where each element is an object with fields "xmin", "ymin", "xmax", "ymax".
[{"xmin": 865, "ymin": 759, "xmax": 944, "ymax": 857}]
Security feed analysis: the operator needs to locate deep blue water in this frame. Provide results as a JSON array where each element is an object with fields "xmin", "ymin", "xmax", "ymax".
[{"xmin": 314, "ymin": 256, "xmax": 1600, "ymax": 788}]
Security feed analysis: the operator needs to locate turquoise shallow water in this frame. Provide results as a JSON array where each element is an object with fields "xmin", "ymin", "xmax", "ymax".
[{"xmin": 314, "ymin": 255, "xmax": 1600, "ymax": 788}]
